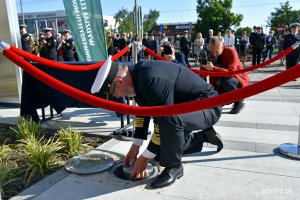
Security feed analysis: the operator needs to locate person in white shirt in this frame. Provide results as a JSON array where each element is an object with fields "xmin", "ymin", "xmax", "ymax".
[
  {"xmin": 217, "ymin": 31, "xmax": 224, "ymax": 44},
  {"xmin": 194, "ymin": 32, "xmax": 205, "ymax": 65},
  {"xmin": 224, "ymin": 29, "xmax": 235, "ymax": 47},
  {"xmin": 160, "ymin": 32, "xmax": 168, "ymax": 45}
]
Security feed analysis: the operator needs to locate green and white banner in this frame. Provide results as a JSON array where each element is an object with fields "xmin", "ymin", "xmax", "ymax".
[{"xmin": 63, "ymin": 0, "xmax": 107, "ymax": 61}]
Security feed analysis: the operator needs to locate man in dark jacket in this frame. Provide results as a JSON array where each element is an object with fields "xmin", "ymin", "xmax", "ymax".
[
  {"xmin": 20, "ymin": 24, "xmax": 35, "ymax": 54},
  {"xmin": 91, "ymin": 59, "xmax": 223, "ymax": 189},
  {"xmin": 180, "ymin": 30, "xmax": 191, "ymax": 67},
  {"xmin": 61, "ymin": 30, "xmax": 74, "ymax": 61},
  {"xmin": 262, "ymin": 30, "xmax": 277, "ymax": 62},
  {"xmin": 283, "ymin": 23, "xmax": 300, "ymax": 70},
  {"xmin": 250, "ymin": 26, "xmax": 265, "ymax": 66},
  {"xmin": 41, "ymin": 28, "xmax": 57, "ymax": 61}
]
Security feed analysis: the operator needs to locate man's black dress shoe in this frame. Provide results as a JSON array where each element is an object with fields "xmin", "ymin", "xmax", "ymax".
[
  {"xmin": 230, "ymin": 102, "xmax": 245, "ymax": 114},
  {"xmin": 150, "ymin": 164, "xmax": 183, "ymax": 189},
  {"xmin": 203, "ymin": 127, "xmax": 223, "ymax": 152}
]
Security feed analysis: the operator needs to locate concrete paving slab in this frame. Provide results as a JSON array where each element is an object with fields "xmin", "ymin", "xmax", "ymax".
[
  {"xmin": 165, "ymin": 163, "xmax": 299, "ymax": 200},
  {"xmin": 182, "ymin": 147, "xmax": 300, "ymax": 178},
  {"xmin": 214, "ymin": 126, "xmax": 298, "ymax": 145},
  {"xmin": 220, "ymin": 112, "xmax": 298, "ymax": 126}
]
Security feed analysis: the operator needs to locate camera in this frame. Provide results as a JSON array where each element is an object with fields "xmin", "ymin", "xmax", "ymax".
[
  {"xmin": 161, "ymin": 44, "xmax": 173, "ymax": 57},
  {"xmin": 199, "ymin": 49, "xmax": 211, "ymax": 65},
  {"xmin": 160, "ymin": 41, "xmax": 173, "ymax": 57}
]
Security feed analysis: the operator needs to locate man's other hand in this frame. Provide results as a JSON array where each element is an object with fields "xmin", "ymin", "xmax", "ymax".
[
  {"xmin": 131, "ymin": 155, "xmax": 150, "ymax": 179},
  {"xmin": 124, "ymin": 144, "xmax": 140, "ymax": 166}
]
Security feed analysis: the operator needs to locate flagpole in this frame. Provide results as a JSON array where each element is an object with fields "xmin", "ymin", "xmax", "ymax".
[{"xmin": 20, "ymin": 0, "xmax": 25, "ymax": 24}]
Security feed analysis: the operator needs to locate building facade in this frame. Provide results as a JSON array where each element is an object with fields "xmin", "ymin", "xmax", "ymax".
[
  {"xmin": 151, "ymin": 22, "xmax": 196, "ymax": 43},
  {"xmin": 18, "ymin": 10, "xmax": 116, "ymax": 36}
]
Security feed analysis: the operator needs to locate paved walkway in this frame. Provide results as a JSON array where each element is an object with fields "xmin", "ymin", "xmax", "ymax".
[{"xmin": 1, "ymin": 60, "xmax": 300, "ymax": 200}]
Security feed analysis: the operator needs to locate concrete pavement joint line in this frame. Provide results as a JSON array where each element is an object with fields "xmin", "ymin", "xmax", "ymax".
[
  {"xmin": 164, "ymin": 195, "xmax": 194, "ymax": 200},
  {"xmin": 217, "ymin": 120, "xmax": 298, "ymax": 131},
  {"xmin": 187, "ymin": 164, "xmax": 300, "ymax": 179}
]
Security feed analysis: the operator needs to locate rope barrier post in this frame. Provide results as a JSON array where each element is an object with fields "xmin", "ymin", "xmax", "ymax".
[
  {"xmin": 41, "ymin": 104, "xmax": 46, "ymax": 120},
  {"xmin": 132, "ymin": 42, "xmax": 138, "ymax": 65},
  {"xmin": 50, "ymin": 105, "xmax": 54, "ymax": 118},
  {"xmin": 279, "ymin": 116, "xmax": 300, "ymax": 159},
  {"xmin": 120, "ymin": 115, "xmax": 124, "ymax": 128},
  {"xmin": 126, "ymin": 97, "xmax": 130, "ymax": 125}
]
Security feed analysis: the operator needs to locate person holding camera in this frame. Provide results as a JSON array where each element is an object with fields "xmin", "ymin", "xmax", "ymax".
[
  {"xmin": 201, "ymin": 36, "xmax": 250, "ymax": 114},
  {"xmin": 159, "ymin": 41, "xmax": 187, "ymax": 67}
]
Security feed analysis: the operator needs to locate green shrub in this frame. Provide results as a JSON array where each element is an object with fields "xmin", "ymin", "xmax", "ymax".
[
  {"xmin": 56, "ymin": 126, "xmax": 87, "ymax": 158},
  {"xmin": 11, "ymin": 117, "xmax": 41, "ymax": 140},
  {"xmin": 21, "ymin": 137, "xmax": 62, "ymax": 183},
  {"xmin": 0, "ymin": 167, "xmax": 21, "ymax": 199},
  {"xmin": 0, "ymin": 145, "xmax": 11, "ymax": 164}
]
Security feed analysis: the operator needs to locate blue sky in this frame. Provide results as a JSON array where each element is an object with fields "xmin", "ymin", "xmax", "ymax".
[{"xmin": 16, "ymin": 0, "xmax": 300, "ymax": 29}]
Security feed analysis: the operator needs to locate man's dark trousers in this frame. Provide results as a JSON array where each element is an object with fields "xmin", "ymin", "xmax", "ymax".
[
  {"xmin": 252, "ymin": 46, "xmax": 262, "ymax": 66},
  {"xmin": 218, "ymin": 76, "xmax": 243, "ymax": 104},
  {"xmin": 152, "ymin": 106, "xmax": 221, "ymax": 167}
]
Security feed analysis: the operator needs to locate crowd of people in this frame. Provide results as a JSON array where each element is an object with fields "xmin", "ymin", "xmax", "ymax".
[{"xmin": 20, "ymin": 22, "xmax": 300, "ymax": 71}]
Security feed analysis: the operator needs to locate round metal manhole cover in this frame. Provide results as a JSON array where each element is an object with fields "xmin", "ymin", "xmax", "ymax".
[
  {"xmin": 113, "ymin": 163, "xmax": 156, "ymax": 181},
  {"xmin": 64, "ymin": 153, "xmax": 114, "ymax": 174}
]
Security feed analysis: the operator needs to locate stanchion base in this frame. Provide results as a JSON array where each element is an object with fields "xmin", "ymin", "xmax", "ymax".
[{"xmin": 279, "ymin": 143, "xmax": 300, "ymax": 159}]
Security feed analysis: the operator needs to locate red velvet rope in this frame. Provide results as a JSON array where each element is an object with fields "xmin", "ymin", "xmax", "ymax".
[
  {"xmin": 10, "ymin": 45, "xmax": 130, "ymax": 71},
  {"xmin": 3, "ymin": 48, "xmax": 300, "ymax": 116},
  {"xmin": 144, "ymin": 45, "xmax": 294, "ymax": 76}
]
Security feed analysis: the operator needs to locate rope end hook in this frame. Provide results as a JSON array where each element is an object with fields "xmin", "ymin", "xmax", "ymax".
[{"xmin": 0, "ymin": 41, "xmax": 10, "ymax": 54}]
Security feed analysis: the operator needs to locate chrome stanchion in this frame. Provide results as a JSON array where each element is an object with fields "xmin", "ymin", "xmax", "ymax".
[{"xmin": 279, "ymin": 116, "xmax": 300, "ymax": 159}]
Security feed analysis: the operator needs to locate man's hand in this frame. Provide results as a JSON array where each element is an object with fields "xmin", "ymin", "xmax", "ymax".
[
  {"xmin": 131, "ymin": 155, "xmax": 149, "ymax": 179},
  {"xmin": 202, "ymin": 61, "xmax": 214, "ymax": 71},
  {"xmin": 124, "ymin": 144, "xmax": 140, "ymax": 166}
]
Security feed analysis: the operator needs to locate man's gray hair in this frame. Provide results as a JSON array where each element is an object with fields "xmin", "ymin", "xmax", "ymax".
[
  {"xmin": 209, "ymin": 36, "xmax": 223, "ymax": 47},
  {"xmin": 116, "ymin": 64, "xmax": 128, "ymax": 77}
]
